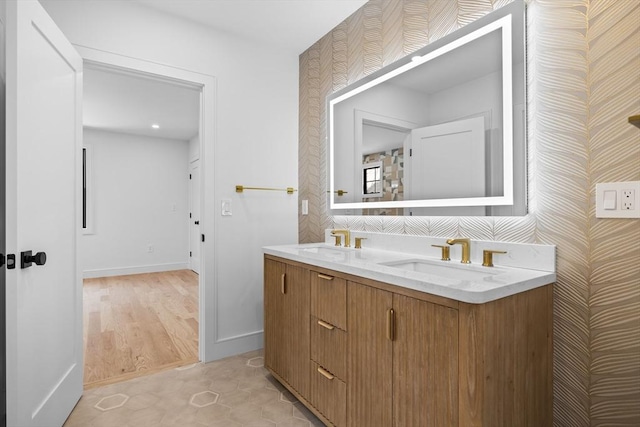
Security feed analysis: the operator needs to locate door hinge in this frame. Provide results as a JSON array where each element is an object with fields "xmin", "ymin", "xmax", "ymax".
[
  {"xmin": 201, "ymin": 234, "xmax": 205, "ymax": 242},
  {"xmin": 0, "ymin": 253, "xmax": 4, "ymax": 268},
  {"xmin": 190, "ymin": 212, "xmax": 192, "ymax": 218},
  {"xmin": 189, "ymin": 174, "xmax": 192, "ymax": 179},
  {"xmin": 189, "ymin": 251, "xmax": 192, "ymax": 257},
  {"xmin": 409, "ymin": 148, "xmax": 413, "ymax": 157}
]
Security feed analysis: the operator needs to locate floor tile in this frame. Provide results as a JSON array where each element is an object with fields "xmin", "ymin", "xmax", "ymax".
[{"xmin": 65, "ymin": 350, "xmax": 323, "ymax": 427}]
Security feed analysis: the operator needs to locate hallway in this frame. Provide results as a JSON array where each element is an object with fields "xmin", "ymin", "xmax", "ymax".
[{"xmin": 83, "ymin": 270, "xmax": 199, "ymax": 388}]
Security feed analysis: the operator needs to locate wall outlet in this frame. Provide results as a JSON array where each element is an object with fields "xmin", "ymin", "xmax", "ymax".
[
  {"xmin": 596, "ymin": 181, "xmax": 640, "ymax": 218},
  {"xmin": 622, "ymin": 189, "xmax": 635, "ymax": 210}
]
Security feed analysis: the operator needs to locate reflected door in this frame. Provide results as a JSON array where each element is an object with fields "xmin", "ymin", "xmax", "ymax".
[{"xmin": 407, "ymin": 117, "xmax": 486, "ymax": 216}]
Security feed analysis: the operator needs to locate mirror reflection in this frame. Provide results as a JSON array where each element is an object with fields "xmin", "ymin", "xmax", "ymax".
[{"xmin": 328, "ymin": 1, "xmax": 526, "ymax": 216}]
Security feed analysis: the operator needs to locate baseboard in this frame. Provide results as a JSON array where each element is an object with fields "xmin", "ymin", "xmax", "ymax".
[
  {"xmin": 83, "ymin": 262, "xmax": 190, "ymax": 279},
  {"xmin": 204, "ymin": 331, "xmax": 264, "ymax": 363}
]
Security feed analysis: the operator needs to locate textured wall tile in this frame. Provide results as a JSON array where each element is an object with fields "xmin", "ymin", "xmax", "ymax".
[
  {"xmin": 298, "ymin": 0, "xmax": 640, "ymax": 424},
  {"xmin": 427, "ymin": 0, "xmax": 459, "ymax": 42},
  {"xmin": 403, "ymin": 216, "xmax": 431, "ymax": 235},
  {"xmin": 587, "ymin": 0, "xmax": 640, "ymax": 425},
  {"xmin": 403, "ymin": 0, "xmax": 429, "ymax": 55},
  {"xmin": 382, "ymin": 0, "xmax": 405, "ymax": 65}
]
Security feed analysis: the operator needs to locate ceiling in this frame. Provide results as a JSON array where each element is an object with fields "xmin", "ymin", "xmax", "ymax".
[
  {"xmin": 83, "ymin": 67, "xmax": 201, "ymax": 141},
  {"xmin": 84, "ymin": 0, "xmax": 367, "ymax": 141},
  {"xmin": 132, "ymin": 0, "xmax": 367, "ymax": 55}
]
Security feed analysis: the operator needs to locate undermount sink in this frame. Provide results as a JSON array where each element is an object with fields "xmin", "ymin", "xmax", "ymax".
[
  {"xmin": 301, "ymin": 246, "xmax": 350, "ymax": 260},
  {"xmin": 380, "ymin": 258, "xmax": 502, "ymax": 281}
]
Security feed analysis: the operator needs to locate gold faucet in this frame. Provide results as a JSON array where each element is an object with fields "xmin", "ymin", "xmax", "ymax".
[
  {"xmin": 332, "ymin": 229, "xmax": 351, "ymax": 247},
  {"xmin": 446, "ymin": 238, "xmax": 471, "ymax": 264}
]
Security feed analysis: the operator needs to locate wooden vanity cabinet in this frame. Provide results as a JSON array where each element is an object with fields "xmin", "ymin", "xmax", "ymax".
[
  {"xmin": 263, "ymin": 258, "xmax": 310, "ymax": 398},
  {"xmin": 310, "ymin": 270, "xmax": 348, "ymax": 426},
  {"xmin": 264, "ymin": 255, "xmax": 553, "ymax": 427},
  {"xmin": 347, "ymin": 282, "xmax": 459, "ymax": 427}
]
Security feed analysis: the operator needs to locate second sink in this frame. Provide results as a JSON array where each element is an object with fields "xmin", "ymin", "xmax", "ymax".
[{"xmin": 380, "ymin": 258, "xmax": 502, "ymax": 281}]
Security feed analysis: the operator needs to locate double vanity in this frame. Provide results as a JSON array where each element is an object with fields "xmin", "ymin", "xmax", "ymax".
[{"xmin": 263, "ymin": 231, "xmax": 555, "ymax": 426}]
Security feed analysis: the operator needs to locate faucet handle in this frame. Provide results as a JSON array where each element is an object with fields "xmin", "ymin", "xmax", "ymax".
[
  {"xmin": 482, "ymin": 249, "xmax": 507, "ymax": 267},
  {"xmin": 354, "ymin": 237, "xmax": 367, "ymax": 249},
  {"xmin": 331, "ymin": 233, "xmax": 342, "ymax": 247},
  {"xmin": 431, "ymin": 245, "xmax": 451, "ymax": 261}
]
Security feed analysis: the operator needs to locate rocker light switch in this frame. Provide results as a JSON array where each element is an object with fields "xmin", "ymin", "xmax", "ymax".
[
  {"xmin": 603, "ymin": 190, "xmax": 616, "ymax": 210},
  {"xmin": 221, "ymin": 199, "xmax": 232, "ymax": 216}
]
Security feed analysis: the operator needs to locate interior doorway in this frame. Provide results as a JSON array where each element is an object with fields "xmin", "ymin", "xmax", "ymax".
[{"xmin": 81, "ymin": 61, "xmax": 204, "ymax": 387}]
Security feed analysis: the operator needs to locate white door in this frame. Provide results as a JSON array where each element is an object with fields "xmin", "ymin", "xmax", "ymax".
[
  {"xmin": 189, "ymin": 159, "xmax": 201, "ymax": 274},
  {"xmin": 406, "ymin": 117, "xmax": 486, "ymax": 216},
  {"xmin": 4, "ymin": 1, "xmax": 83, "ymax": 426}
]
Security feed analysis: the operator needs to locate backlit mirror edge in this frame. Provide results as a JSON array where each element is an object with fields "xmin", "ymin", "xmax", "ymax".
[{"xmin": 327, "ymin": 0, "xmax": 526, "ymax": 215}]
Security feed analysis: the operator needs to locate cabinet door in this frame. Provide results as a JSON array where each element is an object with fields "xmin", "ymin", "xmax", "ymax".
[
  {"xmin": 347, "ymin": 282, "xmax": 393, "ymax": 427},
  {"xmin": 285, "ymin": 263, "xmax": 311, "ymax": 397},
  {"xmin": 393, "ymin": 295, "xmax": 459, "ymax": 427},
  {"xmin": 264, "ymin": 259, "xmax": 310, "ymax": 397},
  {"xmin": 264, "ymin": 259, "xmax": 286, "ymax": 379}
]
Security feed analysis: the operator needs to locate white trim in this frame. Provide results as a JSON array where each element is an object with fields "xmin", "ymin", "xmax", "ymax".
[
  {"xmin": 83, "ymin": 262, "xmax": 190, "ymax": 279},
  {"xmin": 75, "ymin": 45, "xmax": 218, "ymax": 363}
]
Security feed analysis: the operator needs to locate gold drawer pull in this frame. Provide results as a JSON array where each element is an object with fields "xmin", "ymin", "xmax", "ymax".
[
  {"xmin": 317, "ymin": 320, "xmax": 335, "ymax": 330},
  {"xmin": 317, "ymin": 366, "xmax": 334, "ymax": 380},
  {"xmin": 317, "ymin": 273, "xmax": 334, "ymax": 280},
  {"xmin": 387, "ymin": 309, "xmax": 395, "ymax": 341},
  {"xmin": 281, "ymin": 273, "xmax": 286, "ymax": 294}
]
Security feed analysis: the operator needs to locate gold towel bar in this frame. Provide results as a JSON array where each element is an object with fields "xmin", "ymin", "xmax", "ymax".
[{"xmin": 236, "ymin": 185, "xmax": 296, "ymax": 194}]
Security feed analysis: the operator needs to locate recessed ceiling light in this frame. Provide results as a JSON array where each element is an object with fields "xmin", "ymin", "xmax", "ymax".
[{"xmin": 151, "ymin": 124, "xmax": 160, "ymax": 129}]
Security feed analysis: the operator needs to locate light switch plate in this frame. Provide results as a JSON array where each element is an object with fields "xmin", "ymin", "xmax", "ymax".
[
  {"xmin": 221, "ymin": 199, "xmax": 232, "ymax": 216},
  {"xmin": 596, "ymin": 181, "xmax": 640, "ymax": 218}
]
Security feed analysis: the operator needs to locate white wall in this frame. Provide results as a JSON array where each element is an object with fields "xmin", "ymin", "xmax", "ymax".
[
  {"xmin": 188, "ymin": 134, "xmax": 200, "ymax": 162},
  {"xmin": 83, "ymin": 129, "xmax": 189, "ymax": 277},
  {"xmin": 40, "ymin": 0, "xmax": 299, "ymax": 360}
]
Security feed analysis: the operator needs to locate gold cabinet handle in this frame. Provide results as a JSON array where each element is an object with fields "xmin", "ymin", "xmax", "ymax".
[
  {"xmin": 387, "ymin": 309, "xmax": 395, "ymax": 341},
  {"xmin": 317, "ymin": 366, "xmax": 335, "ymax": 380},
  {"xmin": 281, "ymin": 273, "xmax": 286, "ymax": 294},
  {"xmin": 317, "ymin": 320, "xmax": 335, "ymax": 330},
  {"xmin": 317, "ymin": 273, "xmax": 334, "ymax": 281}
]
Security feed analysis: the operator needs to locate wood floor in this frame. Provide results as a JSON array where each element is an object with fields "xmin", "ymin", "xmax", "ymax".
[{"xmin": 83, "ymin": 270, "xmax": 199, "ymax": 389}]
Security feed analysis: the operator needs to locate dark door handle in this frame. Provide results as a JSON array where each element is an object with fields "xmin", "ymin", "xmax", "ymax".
[
  {"xmin": 194, "ymin": 221, "xmax": 200, "ymax": 225},
  {"xmin": 21, "ymin": 251, "xmax": 47, "ymax": 269}
]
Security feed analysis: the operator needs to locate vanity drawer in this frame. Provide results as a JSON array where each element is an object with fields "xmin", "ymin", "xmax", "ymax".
[
  {"xmin": 311, "ymin": 316, "xmax": 347, "ymax": 381},
  {"xmin": 311, "ymin": 361, "xmax": 346, "ymax": 427},
  {"xmin": 311, "ymin": 271, "xmax": 347, "ymax": 330}
]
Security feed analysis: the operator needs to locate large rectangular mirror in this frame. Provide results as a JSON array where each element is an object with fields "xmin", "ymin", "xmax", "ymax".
[{"xmin": 328, "ymin": 0, "xmax": 526, "ymax": 216}]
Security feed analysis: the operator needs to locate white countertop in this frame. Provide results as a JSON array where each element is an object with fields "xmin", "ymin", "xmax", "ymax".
[{"xmin": 263, "ymin": 239, "xmax": 556, "ymax": 304}]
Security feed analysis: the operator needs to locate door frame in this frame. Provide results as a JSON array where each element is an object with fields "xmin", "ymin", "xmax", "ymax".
[{"xmin": 77, "ymin": 46, "xmax": 216, "ymax": 363}]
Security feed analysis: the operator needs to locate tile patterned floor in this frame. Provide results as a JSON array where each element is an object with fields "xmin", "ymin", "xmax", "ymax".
[{"xmin": 65, "ymin": 350, "xmax": 325, "ymax": 427}]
